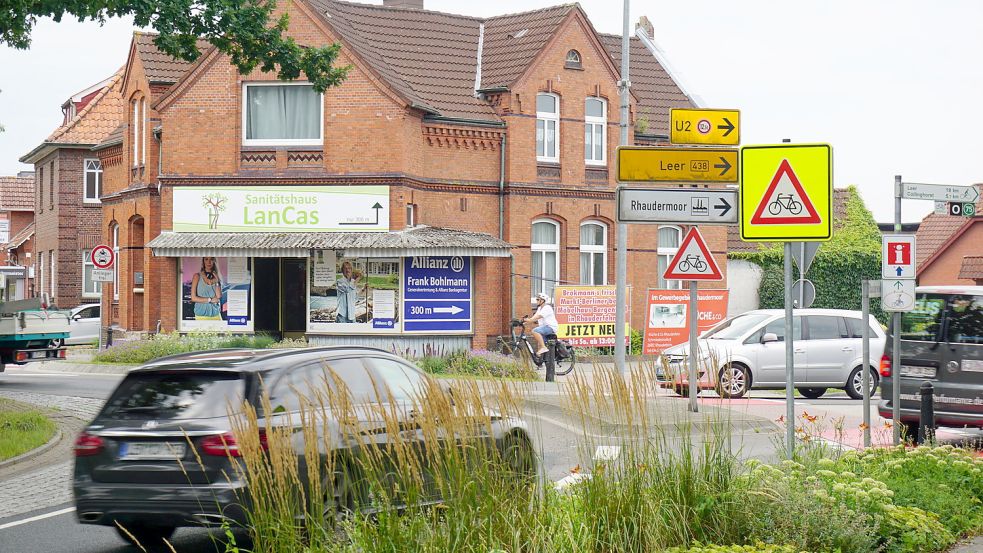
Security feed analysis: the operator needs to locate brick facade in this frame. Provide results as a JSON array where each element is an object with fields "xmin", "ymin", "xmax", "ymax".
[
  {"xmin": 31, "ymin": 149, "xmax": 103, "ymax": 308},
  {"xmin": 96, "ymin": 1, "xmax": 724, "ymax": 349}
]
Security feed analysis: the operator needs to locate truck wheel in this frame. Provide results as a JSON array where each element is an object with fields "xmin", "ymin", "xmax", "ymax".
[{"xmin": 48, "ymin": 338, "xmax": 64, "ymax": 349}]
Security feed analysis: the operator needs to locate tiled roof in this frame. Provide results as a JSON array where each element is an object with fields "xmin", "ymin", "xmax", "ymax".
[
  {"xmin": 959, "ymin": 256, "xmax": 983, "ymax": 280},
  {"xmin": 0, "ymin": 176, "xmax": 35, "ymax": 212},
  {"xmin": 133, "ymin": 32, "xmax": 212, "ymax": 84},
  {"xmin": 301, "ymin": 1, "xmax": 688, "ymax": 125},
  {"xmin": 915, "ymin": 183, "xmax": 983, "ymax": 265},
  {"xmin": 311, "ymin": 0, "xmax": 499, "ymax": 121},
  {"xmin": 4, "ymin": 222, "xmax": 34, "ymax": 250},
  {"xmin": 481, "ymin": 5, "xmax": 576, "ymax": 90},
  {"xmin": 598, "ymin": 34, "xmax": 694, "ymax": 134},
  {"xmin": 94, "ymin": 123, "xmax": 126, "ymax": 150},
  {"xmin": 727, "ymin": 187, "xmax": 852, "ymax": 253},
  {"xmin": 45, "ymin": 68, "xmax": 125, "ymax": 145}
]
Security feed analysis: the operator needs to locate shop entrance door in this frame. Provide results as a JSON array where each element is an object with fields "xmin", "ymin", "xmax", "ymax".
[
  {"xmin": 253, "ymin": 258, "xmax": 280, "ymax": 338},
  {"xmin": 281, "ymin": 258, "xmax": 307, "ymax": 338}
]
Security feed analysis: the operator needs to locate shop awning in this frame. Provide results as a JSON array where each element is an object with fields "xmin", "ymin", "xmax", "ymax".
[{"xmin": 146, "ymin": 225, "xmax": 513, "ymax": 258}]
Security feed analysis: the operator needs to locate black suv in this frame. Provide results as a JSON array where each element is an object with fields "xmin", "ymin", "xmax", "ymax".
[{"xmin": 73, "ymin": 346, "xmax": 535, "ymax": 547}]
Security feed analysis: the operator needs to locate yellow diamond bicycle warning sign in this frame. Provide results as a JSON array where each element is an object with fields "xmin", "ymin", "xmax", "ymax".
[{"xmin": 740, "ymin": 144, "xmax": 832, "ymax": 242}]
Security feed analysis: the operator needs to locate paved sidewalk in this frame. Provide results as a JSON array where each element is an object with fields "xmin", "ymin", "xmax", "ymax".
[{"xmin": 0, "ymin": 391, "xmax": 104, "ymax": 519}]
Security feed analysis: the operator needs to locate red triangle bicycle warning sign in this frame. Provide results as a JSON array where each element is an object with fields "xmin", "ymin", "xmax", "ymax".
[
  {"xmin": 749, "ymin": 159, "xmax": 822, "ymax": 225},
  {"xmin": 663, "ymin": 227, "xmax": 723, "ymax": 281}
]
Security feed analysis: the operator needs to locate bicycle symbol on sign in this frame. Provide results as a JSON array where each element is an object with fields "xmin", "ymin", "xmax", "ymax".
[
  {"xmin": 768, "ymin": 193, "xmax": 803, "ymax": 216},
  {"xmin": 677, "ymin": 254, "xmax": 707, "ymax": 273}
]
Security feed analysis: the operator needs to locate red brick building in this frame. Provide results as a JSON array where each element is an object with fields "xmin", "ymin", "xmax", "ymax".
[
  {"xmin": 96, "ymin": 0, "xmax": 728, "ymax": 351},
  {"xmin": 20, "ymin": 73, "xmax": 124, "ymax": 309},
  {"xmin": 916, "ymin": 184, "xmax": 983, "ymax": 286},
  {"xmin": 0, "ymin": 172, "xmax": 37, "ymax": 300}
]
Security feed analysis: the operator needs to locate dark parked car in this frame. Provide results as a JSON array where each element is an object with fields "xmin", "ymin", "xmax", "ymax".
[
  {"xmin": 73, "ymin": 346, "xmax": 536, "ymax": 547},
  {"xmin": 880, "ymin": 286, "xmax": 983, "ymax": 432}
]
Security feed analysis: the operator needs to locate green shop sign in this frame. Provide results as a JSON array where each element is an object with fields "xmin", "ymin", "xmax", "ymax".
[{"xmin": 172, "ymin": 186, "xmax": 390, "ymax": 232}]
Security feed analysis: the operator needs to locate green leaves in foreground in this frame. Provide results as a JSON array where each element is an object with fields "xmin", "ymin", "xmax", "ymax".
[{"xmin": 0, "ymin": 0, "xmax": 350, "ymax": 93}]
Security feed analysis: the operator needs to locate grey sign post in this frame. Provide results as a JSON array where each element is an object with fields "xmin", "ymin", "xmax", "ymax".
[{"xmin": 861, "ymin": 280, "xmax": 872, "ymax": 448}]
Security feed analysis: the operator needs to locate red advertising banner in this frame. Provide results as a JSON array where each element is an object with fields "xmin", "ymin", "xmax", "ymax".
[
  {"xmin": 553, "ymin": 285, "xmax": 629, "ymax": 347},
  {"xmin": 643, "ymin": 289, "xmax": 729, "ymax": 355}
]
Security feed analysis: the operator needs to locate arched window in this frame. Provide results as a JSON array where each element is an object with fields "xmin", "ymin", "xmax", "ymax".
[
  {"xmin": 131, "ymin": 99, "xmax": 140, "ymax": 167},
  {"xmin": 565, "ymin": 49, "xmax": 582, "ymax": 69},
  {"xmin": 584, "ymin": 97, "xmax": 606, "ymax": 165},
  {"xmin": 531, "ymin": 219, "xmax": 560, "ymax": 298},
  {"xmin": 580, "ymin": 222, "xmax": 607, "ymax": 285},
  {"xmin": 536, "ymin": 93, "xmax": 559, "ymax": 162},
  {"xmin": 657, "ymin": 226, "xmax": 682, "ymax": 290}
]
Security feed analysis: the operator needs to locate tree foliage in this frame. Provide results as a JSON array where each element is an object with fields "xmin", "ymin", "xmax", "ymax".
[
  {"xmin": 0, "ymin": 0, "xmax": 350, "ymax": 93},
  {"xmin": 731, "ymin": 186, "xmax": 887, "ymax": 322}
]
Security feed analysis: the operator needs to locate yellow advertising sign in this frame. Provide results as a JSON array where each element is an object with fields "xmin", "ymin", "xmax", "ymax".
[
  {"xmin": 670, "ymin": 108, "xmax": 740, "ymax": 145},
  {"xmin": 739, "ymin": 144, "xmax": 833, "ymax": 242},
  {"xmin": 553, "ymin": 286, "xmax": 629, "ymax": 347},
  {"xmin": 617, "ymin": 147, "xmax": 738, "ymax": 183}
]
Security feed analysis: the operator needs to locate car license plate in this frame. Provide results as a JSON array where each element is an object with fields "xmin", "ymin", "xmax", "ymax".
[
  {"xmin": 900, "ymin": 365, "xmax": 936, "ymax": 378},
  {"xmin": 119, "ymin": 441, "xmax": 186, "ymax": 461}
]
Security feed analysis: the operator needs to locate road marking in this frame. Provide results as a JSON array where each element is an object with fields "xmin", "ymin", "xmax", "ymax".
[
  {"xmin": 594, "ymin": 445, "xmax": 621, "ymax": 461},
  {"xmin": 0, "ymin": 507, "xmax": 75, "ymax": 531},
  {"xmin": 5, "ymin": 373, "xmax": 78, "ymax": 377}
]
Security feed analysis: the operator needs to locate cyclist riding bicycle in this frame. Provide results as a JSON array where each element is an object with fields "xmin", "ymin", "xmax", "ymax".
[{"xmin": 523, "ymin": 292, "xmax": 559, "ymax": 356}]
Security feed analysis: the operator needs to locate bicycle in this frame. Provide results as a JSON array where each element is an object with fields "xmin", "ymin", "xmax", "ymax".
[
  {"xmin": 505, "ymin": 318, "xmax": 576, "ymax": 381},
  {"xmin": 768, "ymin": 193, "xmax": 803, "ymax": 215},
  {"xmin": 677, "ymin": 254, "xmax": 707, "ymax": 272}
]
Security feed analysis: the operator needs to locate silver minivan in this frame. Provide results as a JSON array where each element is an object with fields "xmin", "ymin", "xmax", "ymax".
[
  {"xmin": 880, "ymin": 286, "xmax": 983, "ymax": 431},
  {"xmin": 660, "ymin": 308, "xmax": 886, "ymax": 399}
]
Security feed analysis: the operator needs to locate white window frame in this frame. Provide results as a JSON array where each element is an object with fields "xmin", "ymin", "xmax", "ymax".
[
  {"xmin": 531, "ymin": 219, "xmax": 561, "ymax": 298},
  {"xmin": 584, "ymin": 97, "xmax": 607, "ymax": 166},
  {"xmin": 111, "ymin": 224, "xmax": 120, "ymax": 301},
  {"xmin": 657, "ymin": 225, "xmax": 682, "ymax": 290},
  {"xmin": 241, "ymin": 82, "xmax": 324, "ymax": 147},
  {"xmin": 83, "ymin": 158, "xmax": 102, "ymax": 204},
  {"xmin": 50, "ymin": 250, "xmax": 56, "ymax": 298},
  {"xmin": 82, "ymin": 249, "xmax": 103, "ymax": 299},
  {"xmin": 141, "ymin": 99, "xmax": 147, "ymax": 167},
  {"xmin": 132, "ymin": 100, "xmax": 139, "ymax": 167},
  {"xmin": 536, "ymin": 93, "xmax": 560, "ymax": 163},
  {"xmin": 579, "ymin": 221, "xmax": 607, "ymax": 285},
  {"xmin": 38, "ymin": 251, "xmax": 44, "ymax": 300}
]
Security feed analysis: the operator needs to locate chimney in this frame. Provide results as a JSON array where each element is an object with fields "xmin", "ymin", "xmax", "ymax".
[
  {"xmin": 635, "ymin": 16, "xmax": 654, "ymax": 39},
  {"xmin": 16, "ymin": 171, "xmax": 35, "ymax": 179},
  {"xmin": 383, "ymin": 0, "xmax": 424, "ymax": 8}
]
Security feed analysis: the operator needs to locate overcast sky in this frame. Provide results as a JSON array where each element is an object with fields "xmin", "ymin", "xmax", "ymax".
[{"xmin": 1, "ymin": 0, "xmax": 981, "ymax": 223}]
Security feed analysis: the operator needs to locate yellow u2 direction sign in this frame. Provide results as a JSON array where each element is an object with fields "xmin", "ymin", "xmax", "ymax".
[
  {"xmin": 671, "ymin": 109, "xmax": 740, "ymax": 146},
  {"xmin": 617, "ymin": 146, "xmax": 738, "ymax": 183}
]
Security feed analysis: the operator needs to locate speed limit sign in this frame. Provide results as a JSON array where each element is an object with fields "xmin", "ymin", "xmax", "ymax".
[{"xmin": 91, "ymin": 244, "xmax": 115, "ymax": 269}]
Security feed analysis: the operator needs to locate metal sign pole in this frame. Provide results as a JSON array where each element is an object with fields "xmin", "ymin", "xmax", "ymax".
[
  {"xmin": 614, "ymin": 0, "xmax": 630, "ymax": 376},
  {"xmin": 892, "ymin": 175, "xmax": 902, "ymax": 444},
  {"xmin": 861, "ymin": 280, "xmax": 872, "ymax": 448},
  {"xmin": 798, "ymin": 242, "xmax": 805, "ymax": 307},
  {"xmin": 688, "ymin": 280, "xmax": 699, "ymax": 413},
  {"xmin": 784, "ymin": 242, "xmax": 795, "ymax": 458}
]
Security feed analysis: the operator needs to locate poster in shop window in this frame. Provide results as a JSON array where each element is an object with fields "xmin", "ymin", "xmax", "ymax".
[
  {"xmin": 642, "ymin": 289, "xmax": 728, "ymax": 355},
  {"xmin": 180, "ymin": 257, "xmax": 253, "ymax": 330},
  {"xmin": 308, "ymin": 252, "xmax": 400, "ymax": 332}
]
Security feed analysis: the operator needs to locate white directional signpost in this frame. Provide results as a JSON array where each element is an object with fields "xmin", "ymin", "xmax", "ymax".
[
  {"xmin": 662, "ymin": 227, "xmax": 723, "ymax": 412},
  {"xmin": 900, "ymin": 182, "xmax": 980, "ymax": 203},
  {"xmin": 617, "ymin": 188, "xmax": 737, "ymax": 225}
]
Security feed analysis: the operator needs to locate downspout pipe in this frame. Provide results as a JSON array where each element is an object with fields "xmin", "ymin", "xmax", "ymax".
[{"xmin": 498, "ymin": 134, "xmax": 506, "ymax": 240}]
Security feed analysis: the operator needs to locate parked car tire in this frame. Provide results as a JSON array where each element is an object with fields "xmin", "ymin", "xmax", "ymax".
[
  {"xmin": 797, "ymin": 387, "xmax": 827, "ymax": 399},
  {"xmin": 846, "ymin": 365, "xmax": 878, "ymax": 400},
  {"xmin": 673, "ymin": 384, "xmax": 691, "ymax": 397},
  {"xmin": 716, "ymin": 364, "xmax": 750, "ymax": 399},
  {"xmin": 48, "ymin": 338, "xmax": 64, "ymax": 349},
  {"xmin": 114, "ymin": 524, "xmax": 176, "ymax": 548},
  {"xmin": 323, "ymin": 463, "xmax": 363, "ymax": 533}
]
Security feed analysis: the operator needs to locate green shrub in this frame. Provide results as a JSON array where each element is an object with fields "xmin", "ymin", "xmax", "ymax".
[
  {"xmin": 666, "ymin": 544, "xmax": 809, "ymax": 553},
  {"xmin": 415, "ymin": 349, "xmax": 535, "ymax": 380},
  {"xmin": 92, "ymin": 331, "xmax": 300, "ymax": 365}
]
